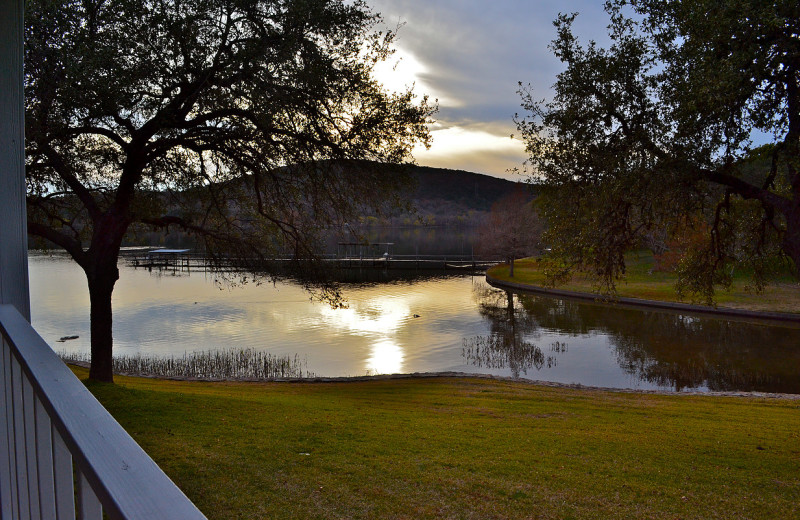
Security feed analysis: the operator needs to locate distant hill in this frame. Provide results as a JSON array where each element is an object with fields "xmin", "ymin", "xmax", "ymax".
[
  {"xmin": 409, "ymin": 165, "xmax": 525, "ymax": 212},
  {"xmin": 30, "ymin": 160, "xmax": 528, "ymax": 252},
  {"xmin": 113, "ymin": 162, "xmax": 526, "ymax": 249},
  {"xmin": 370, "ymin": 163, "xmax": 527, "ymax": 226}
]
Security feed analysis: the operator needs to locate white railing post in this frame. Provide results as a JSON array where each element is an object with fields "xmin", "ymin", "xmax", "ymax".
[
  {"xmin": 0, "ymin": 0, "xmax": 30, "ymax": 319},
  {"xmin": 77, "ymin": 470, "xmax": 102, "ymax": 520},
  {"xmin": 22, "ymin": 377, "xmax": 41, "ymax": 518}
]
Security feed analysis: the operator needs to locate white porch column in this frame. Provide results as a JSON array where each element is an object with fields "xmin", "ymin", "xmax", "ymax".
[
  {"xmin": 1, "ymin": 1, "xmax": 29, "ymax": 518},
  {"xmin": 0, "ymin": 0, "xmax": 30, "ymax": 321}
]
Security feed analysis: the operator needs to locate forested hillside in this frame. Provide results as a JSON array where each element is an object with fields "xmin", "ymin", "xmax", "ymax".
[
  {"xmin": 28, "ymin": 162, "xmax": 525, "ymax": 250},
  {"xmin": 364, "ymin": 163, "xmax": 525, "ymax": 227}
]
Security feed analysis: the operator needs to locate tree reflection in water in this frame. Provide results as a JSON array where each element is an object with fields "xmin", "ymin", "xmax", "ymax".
[
  {"xmin": 463, "ymin": 286, "xmax": 562, "ymax": 378},
  {"xmin": 469, "ymin": 284, "xmax": 800, "ymax": 393}
]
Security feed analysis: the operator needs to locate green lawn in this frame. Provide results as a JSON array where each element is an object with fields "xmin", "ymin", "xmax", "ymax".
[
  {"xmin": 490, "ymin": 252, "xmax": 800, "ymax": 314},
  {"xmin": 76, "ymin": 366, "xmax": 800, "ymax": 519}
]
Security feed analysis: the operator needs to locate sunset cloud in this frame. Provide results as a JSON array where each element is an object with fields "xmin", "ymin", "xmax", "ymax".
[
  {"xmin": 368, "ymin": 0, "xmax": 610, "ymax": 178},
  {"xmin": 413, "ymin": 126, "xmax": 527, "ymax": 180}
]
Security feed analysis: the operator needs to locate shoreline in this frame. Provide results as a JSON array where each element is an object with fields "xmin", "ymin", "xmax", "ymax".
[
  {"xmin": 485, "ymin": 272, "xmax": 800, "ymax": 325},
  {"xmin": 66, "ymin": 362, "xmax": 800, "ymax": 400}
]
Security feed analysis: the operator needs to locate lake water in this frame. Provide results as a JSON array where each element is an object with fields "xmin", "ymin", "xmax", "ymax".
[{"xmin": 29, "ymin": 251, "xmax": 800, "ymax": 394}]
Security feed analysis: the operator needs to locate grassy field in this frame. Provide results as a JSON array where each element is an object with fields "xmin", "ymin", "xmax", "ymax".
[
  {"xmin": 489, "ymin": 252, "xmax": 800, "ymax": 314},
  {"xmin": 74, "ymin": 366, "xmax": 800, "ymax": 519}
]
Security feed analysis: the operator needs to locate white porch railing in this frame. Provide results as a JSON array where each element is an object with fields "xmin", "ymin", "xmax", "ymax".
[{"xmin": 0, "ymin": 304, "xmax": 207, "ymax": 520}]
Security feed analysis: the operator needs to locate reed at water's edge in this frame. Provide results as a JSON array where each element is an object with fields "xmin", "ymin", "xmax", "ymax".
[{"xmin": 59, "ymin": 348, "xmax": 313, "ymax": 380}]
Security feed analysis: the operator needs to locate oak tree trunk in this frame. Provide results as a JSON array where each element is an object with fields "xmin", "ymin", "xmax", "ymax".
[
  {"xmin": 86, "ymin": 263, "xmax": 119, "ymax": 382},
  {"xmin": 83, "ymin": 209, "xmax": 129, "ymax": 383}
]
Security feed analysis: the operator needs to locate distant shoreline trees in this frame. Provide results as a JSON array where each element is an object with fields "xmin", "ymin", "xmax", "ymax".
[{"xmin": 477, "ymin": 190, "xmax": 542, "ymax": 277}]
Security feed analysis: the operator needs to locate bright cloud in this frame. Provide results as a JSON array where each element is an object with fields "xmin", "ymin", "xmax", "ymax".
[
  {"xmin": 412, "ymin": 126, "xmax": 528, "ymax": 180},
  {"xmin": 373, "ymin": 47, "xmax": 426, "ymax": 93},
  {"xmin": 373, "ymin": 46, "xmax": 457, "ymax": 106}
]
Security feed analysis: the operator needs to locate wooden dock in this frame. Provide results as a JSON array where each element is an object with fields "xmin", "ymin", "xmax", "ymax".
[{"xmin": 124, "ymin": 249, "xmax": 499, "ymax": 273}]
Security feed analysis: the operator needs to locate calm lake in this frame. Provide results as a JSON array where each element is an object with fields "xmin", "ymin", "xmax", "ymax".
[{"xmin": 29, "ymin": 251, "xmax": 800, "ymax": 394}]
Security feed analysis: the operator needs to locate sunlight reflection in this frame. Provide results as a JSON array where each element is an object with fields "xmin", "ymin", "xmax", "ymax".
[
  {"xmin": 366, "ymin": 338, "xmax": 405, "ymax": 375},
  {"xmin": 320, "ymin": 297, "xmax": 410, "ymax": 374},
  {"xmin": 320, "ymin": 298, "xmax": 409, "ymax": 335}
]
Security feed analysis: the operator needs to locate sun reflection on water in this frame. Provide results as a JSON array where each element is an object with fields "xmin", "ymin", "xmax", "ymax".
[
  {"xmin": 320, "ymin": 297, "xmax": 410, "ymax": 374},
  {"xmin": 366, "ymin": 339, "xmax": 405, "ymax": 375}
]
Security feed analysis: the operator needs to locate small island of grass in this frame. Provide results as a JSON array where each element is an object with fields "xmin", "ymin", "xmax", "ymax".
[{"xmin": 487, "ymin": 251, "xmax": 800, "ymax": 316}]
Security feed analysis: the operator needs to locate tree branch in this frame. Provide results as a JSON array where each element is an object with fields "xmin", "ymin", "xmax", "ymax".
[
  {"xmin": 27, "ymin": 221, "xmax": 86, "ymax": 266},
  {"xmin": 700, "ymin": 167, "xmax": 792, "ymax": 215},
  {"xmin": 66, "ymin": 126, "xmax": 129, "ymax": 149},
  {"xmin": 37, "ymin": 143, "xmax": 101, "ymax": 219}
]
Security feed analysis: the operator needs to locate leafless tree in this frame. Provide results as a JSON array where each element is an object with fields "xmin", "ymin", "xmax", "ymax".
[{"xmin": 477, "ymin": 189, "xmax": 542, "ymax": 277}]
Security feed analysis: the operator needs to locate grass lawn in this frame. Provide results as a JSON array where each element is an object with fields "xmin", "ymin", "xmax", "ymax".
[
  {"xmin": 74, "ymin": 366, "xmax": 800, "ymax": 519},
  {"xmin": 490, "ymin": 252, "xmax": 800, "ymax": 314}
]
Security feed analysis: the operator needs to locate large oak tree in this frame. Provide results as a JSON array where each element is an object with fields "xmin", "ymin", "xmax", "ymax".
[
  {"xmin": 25, "ymin": 0, "xmax": 434, "ymax": 381},
  {"xmin": 517, "ymin": 0, "xmax": 799, "ymax": 300}
]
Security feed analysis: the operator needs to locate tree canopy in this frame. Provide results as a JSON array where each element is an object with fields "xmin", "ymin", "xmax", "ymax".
[
  {"xmin": 25, "ymin": 0, "xmax": 434, "ymax": 381},
  {"xmin": 516, "ymin": 0, "xmax": 799, "ymax": 301}
]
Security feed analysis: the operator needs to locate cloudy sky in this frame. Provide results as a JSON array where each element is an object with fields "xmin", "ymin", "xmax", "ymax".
[{"xmin": 367, "ymin": 0, "xmax": 611, "ymax": 179}]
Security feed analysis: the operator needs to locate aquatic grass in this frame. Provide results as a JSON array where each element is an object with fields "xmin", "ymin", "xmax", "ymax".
[
  {"xmin": 59, "ymin": 348, "xmax": 313, "ymax": 380},
  {"xmin": 75, "ymin": 367, "xmax": 800, "ymax": 520}
]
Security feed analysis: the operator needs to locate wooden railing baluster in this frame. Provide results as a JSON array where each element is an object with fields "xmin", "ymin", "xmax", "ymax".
[
  {"xmin": 35, "ymin": 398, "xmax": 57, "ymax": 519},
  {"xmin": 77, "ymin": 469, "xmax": 102, "ymax": 520},
  {"xmin": 22, "ymin": 377, "xmax": 42, "ymax": 518},
  {"xmin": 1, "ymin": 339, "xmax": 17, "ymax": 520},
  {"xmin": 10, "ymin": 356, "xmax": 30, "ymax": 519},
  {"xmin": 51, "ymin": 428, "xmax": 75, "ymax": 520}
]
